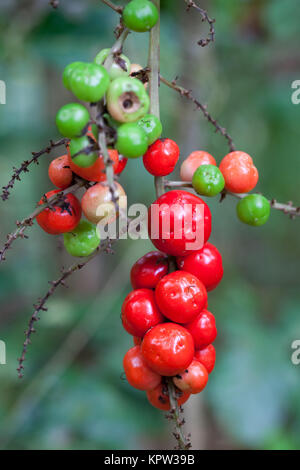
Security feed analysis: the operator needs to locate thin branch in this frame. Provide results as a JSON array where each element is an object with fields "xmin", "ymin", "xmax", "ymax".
[
  {"xmin": 0, "ymin": 179, "xmax": 87, "ymax": 263},
  {"xmin": 100, "ymin": 0, "xmax": 123, "ymax": 14},
  {"xmin": 183, "ymin": 0, "xmax": 216, "ymax": 47},
  {"xmin": 1, "ymin": 138, "xmax": 68, "ymax": 201},
  {"xmin": 148, "ymin": 0, "xmax": 191, "ymax": 449},
  {"xmin": 165, "ymin": 180, "xmax": 300, "ymax": 218},
  {"xmin": 160, "ymin": 75, "xmax": 235, "ymax": 152},
  {"xmin": 166, "ymin": 379, "xmax": 192, "ymax": 450}
]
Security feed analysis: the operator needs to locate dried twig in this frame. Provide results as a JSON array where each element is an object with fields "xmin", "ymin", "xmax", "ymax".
[
  {"xmin": 160, "ymin": 75, "xmax": 235, "ymax": 152},
  {"xmin": 184, "ymin": 0, "xmax": 216, "ymax": 47},
  {"xmin": 166, "ymin": 379, "xmax": 192, "ymax": 450},
  {"xmin": 100, "ymin": 0, "xmax": 123, "ymax": 14},
  {"xmin": 1, "ymin": 138, "xmax": 68, "ymax": 201}
]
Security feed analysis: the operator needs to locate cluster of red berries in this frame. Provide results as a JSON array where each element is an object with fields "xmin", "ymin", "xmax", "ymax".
[{"xmin": 122, "ymin": 187, "xmax": 223, "ymax": 410}]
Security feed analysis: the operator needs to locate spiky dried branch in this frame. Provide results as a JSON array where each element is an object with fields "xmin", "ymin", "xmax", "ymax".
[{"xmin": 183, "ymin": 0, "xmax": 216, "ymax": 47}]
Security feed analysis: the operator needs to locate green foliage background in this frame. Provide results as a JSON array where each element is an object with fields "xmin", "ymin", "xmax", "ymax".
[{"xmin": 0, "ymin": 0, "xmax": 299, "ymax": 450}]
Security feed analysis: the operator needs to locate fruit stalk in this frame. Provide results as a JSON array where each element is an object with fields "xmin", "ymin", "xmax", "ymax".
[{"xmin": 147, "ymin": 0, "xmax": 191, "ymax": 450}]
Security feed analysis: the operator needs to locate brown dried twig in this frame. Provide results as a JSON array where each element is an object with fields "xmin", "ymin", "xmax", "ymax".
[
  {"xmin": 100, "ymin": 0, "xmax": 123, "ymax": 14},
  {"xmin": 166, "ymin": 379, "xmax": 192, "ymax": 450},
  {"xmin": 1, "ymin": 138, "xmax": 68, "ymax": 201},
  {"xmin": 184, "ymin": 0, "xmax": 216, "ymax": 47},
  {"xmin": 160, "ymin": 75, "xmax": 236, "ymax": 152}
]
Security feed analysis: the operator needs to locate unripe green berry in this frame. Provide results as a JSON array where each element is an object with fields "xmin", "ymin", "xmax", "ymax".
[
  {"xmin": 236, "ymin": 194, "xmax": 270, "ymax": 226},
  {"xmin": 116, "ymin": 123, "xmax": 148, "ymax": 158},
  {"xmin": 94, "ymin": 48, "xmax": 131, "ymax": 80},
  {"xmin": 122, "ymin": 0, "xmax": 159, "ymax": 33},
  {"xmin": 64, "ymin": 220, "xmax": 100, "ymax": 257},
  {"xmin": 192, "ymin": 164, "xmax": 225, "ymax": 197},
  {"xmin": 137, "ymin": 114, "xmax": 162, "ymax": 145},
  {"xmin": 69, "ymin": 136, "xmax": 98, "ymax": 168},
  {"xmin": 56, "ymin": 103, "xmax": 90, "ymax": 138}
]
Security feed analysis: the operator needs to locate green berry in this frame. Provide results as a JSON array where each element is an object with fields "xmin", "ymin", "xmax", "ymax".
[
  {"xmin": 137, "ymin": 114, "xmax": 162, "ymax": 145},
  {"xmin": 69, "ymin": 136, "xmax": 98, "ymax": 168},
  {"xmin": 237, "ymin": 194, "xmax": 270, "ymax": 226},
  {"xmin": 56, "ymin": 103, "xmax": 90, "ymax": 138},
  {"xmin": 64, "ymin": 220, "xmax": 100, "ymax": 257},
  {"xmin": 106, "ymin": 76, "xmax": 150, "ymax": 123},
  {"xmin": 192, "ymin": 164, "xmax": 225, "ymax": 197},
  {"xmin": 122, "ymin": 0, "xmax": 159, "ymax": 32},
  {"xmin": 94, "ymin": 48, "xmax": 131, "ymax": 80},
  {"xmin": 70, "ymin": 63, "xmax": 110, "ymax": 103},
  {"xmin": 62, "ymin": 61, "xmax": 84, "ymax": 91},
  {"xmin": 116, "ymin": 123, "xmax": 148, "ymax": 158}
]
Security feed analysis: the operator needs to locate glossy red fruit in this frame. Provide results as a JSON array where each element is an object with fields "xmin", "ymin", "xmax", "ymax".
[
  {"xmin": 146, "ymin": 382, "xmax": 190, "ymax": 411},
  {"xmin": 148, "ymin": 190, "xmax": 212, "ymax": 257},
  {"xmin": 115, "ymin": 154, "xmax": 128, "ymax": 175},
  {"xmin": 194, "ymin": 344, "xmax": 216, "ymax": 374},
  {"xmin": 123, "ymin": 345, "xmax": 161, "ymax": 391},
  {"xmin": 121, "ymin": 288, "xmax": 164, "ymax": 337},
  {"xmin": 130, "ymin": 251, "xmax": 169, "ymax": 290},
  {"xmin": 173, "ymin": 359, "xmax": 208, "ymax": 394},
  {"xmin": 141, "ymin": 323, "xmax": 194, "ymax": 376},
  {"xmin": 143, "ymin": 138, "xmax": 180, "ymax": 176},
  {"xmin": 219, "ymin": 151, "xmax": 258, "ymax": 193},
  {"xmin": 184, "ymin": 310, "xmax": 217, "ymax": 349},
  {"xmin": 177, "ymin": 242, "xmax": 223, "ymax": 292},
  {"xmin": 48, "ymin": 155, "xmax": 73, "ymax": 189},
  {"xmin": 36, "ymin": 190, "xmax": 81, "ymax": 235},
  {"xmin": 67, "ymin": 148, "xmax": 119, "ymax": 183},
  {"xmin": 155, "ymin": 271, "xmax": 207, "ymax": 323}
]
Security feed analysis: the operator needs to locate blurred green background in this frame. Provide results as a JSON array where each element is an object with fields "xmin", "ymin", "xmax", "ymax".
[{"xmin": 0, "ymin": 0, "xmax": 299, "ymax": 450}]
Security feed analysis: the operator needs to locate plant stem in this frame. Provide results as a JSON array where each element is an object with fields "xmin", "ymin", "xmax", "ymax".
[{"xmin": 147, "ymin": 0, "xmax": 191, "ymax": 450}]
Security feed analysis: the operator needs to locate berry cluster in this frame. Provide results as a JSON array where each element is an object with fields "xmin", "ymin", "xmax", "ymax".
[
  {"xmin": 122, "ymin": 189, "xmax": 222, "ymax": 409},
  {"xmin": 181, "ymin": 150, "xmax": 270, "ymax": 226}
]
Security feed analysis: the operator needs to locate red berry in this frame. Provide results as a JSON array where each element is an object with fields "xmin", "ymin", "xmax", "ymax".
[
  {"xmin": 177, "ymin": 242, "xmax": 223, "ymax": 292},
  {"xmin": 68, "ymin": 148, "xmax": 119, "ymax": 183},
  {"xmin": 123, "ymin": 345, "xmax": 161, "ymax": 391},
  {"xmin": 194, "ymin": 344, "xmax": 216, "ymax": 374},
  {"xmin": 143, "ymin": 138, "xmax": 180, "ymax": 176},
  {"xmin": 155, "ymin": 271, "xmax": 207, "ymax": 323},
  {"xmin": 130, "ymin": 251, "xmax": 169, "ymax": 290},
  {"xmin": 173, "ymin": 359, "xmax": 208, "ymax": 394},
  {"xmin": 115, "ymin": 154, "xmax": 128, "ymax": 175},
  {"xmin": 148, "ymin": 190, "xmax": 212, "ymax": 257},
  {"xmin": 48, "ymin": 154, "xmax": 73, "ymax": 189},
  {"xmin": 184, "ymin": 310, "xmax": 217, "ymax": 349},
  {"xmin": 121, "ymin": 288, "xmax": 164, "ymax": 337},
  {"xmin": 36, "ymin": 190, "xmax": 81, "ymax": 235},
  {"xmin": 146, "ymin": 382, "xmax": 190, "ymax": 411},
  {"xmin": 219, "ymin": 151, "xmax": 258, "ymax": 193},
  {"xmin": 141, "ymin": 323, "xmax": 194, "ymax": 376}
]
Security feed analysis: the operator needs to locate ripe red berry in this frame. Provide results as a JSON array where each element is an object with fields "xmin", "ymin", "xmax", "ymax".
[
  {"xmin": 36, "ymin": 190, "xmax": 82, "ymax": 235},
  {"xmin": 184, "ymin": 310, "xmax": 217, "ymax": 349},
  {"xmin": 219, "ymin": 151, "xmax": 258, "ymax": 193},
  {"xmin": 141, "ymin": 323, "xmax": 194, "ymax": 376},
  {"xmin": 177, "ymin": 242, "xmax": 223, "ymax": 292},
  {"xmin": 130, "ymin": 251, "xmax": 169, "ymax": 290},
  {"xmin": 194, "ymin": 344, "xmax": 216, "ymax": 374},
  {"xmin": 173, "ymin": 359, "xmax": 208, "ymax": 394},
  {"xmin": 155, "ymin": 271, "xmax": 207, "ymax": 323},
  {"xmin": 123, "ymin": 345, "xmax": 161, "ymax": 391},
  {"xmin": 67, "ymin": 148, "xmax": 119, "ymax": 183},
  {"xmin": 143, "ymin": 138, "xmax": 180, "ymax": 176},
  {"xmin": 148, "ymin": 190, "xmax": 212, "ymax": 257},
  {"xmin": 146, "ymin": 382, "xmax": 190, "ymax": 411},
  {"xmin": 121, "ymin": 288, "xmax": 164, "ymax": 337},
  {"xmin": 48, "ymin": 154, "xmax": 73, "ymax": 189},
  {"xmin": 114, "ymin": 155, "xmax": 128, "ymax": 175}
]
